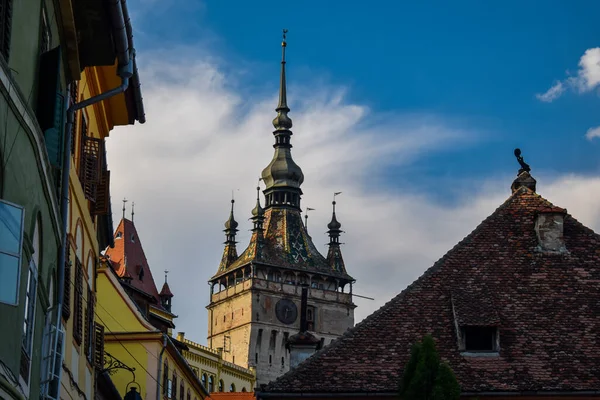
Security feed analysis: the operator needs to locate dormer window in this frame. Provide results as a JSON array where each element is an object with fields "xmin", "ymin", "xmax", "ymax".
[
  {"xmin": 138, "ymin": 266, "xmax": 144, "ymax": 281},
  {"xmin": 462, "ymin": 326, "xmax": 498, "ymax": 352},
  {"xmin": 115, "ymin": 232, "xmax": 122, "ymax": 239},
  {"xmin": 452, "ymin": 290, "xmax": 500, "ymax": 355},
  {"xmin": 130, "ymin": 233, "xmax": 135, "ymax": 242}
]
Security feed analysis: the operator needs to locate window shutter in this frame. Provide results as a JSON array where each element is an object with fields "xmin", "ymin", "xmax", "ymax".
[
  {"xmin": 73, "ymin": 258, "xmax": 83, "ymax": 345},
  {"xmin": 94, "ymin": 323, "xmax": 104, "ymax": 369},
  {"xmin": 69, "ymin": 82, "xmax": 79, "ymax": 155},
  {"xmin": 79, "ymin": 136, "xmax": 103, "ymax": 202},
  {"xmin": 0, "ymin": 0, "xmax": 13, "ymax": 61},
  {"xmin": 62, "ymin": 246, "xmax": 71, "ymax": 321},
  {"xmin": 84, "ymin": 288, "xmax": 94, "ymax": 362},
  {"xmin": 92, "ymin": 151, "xmax": 110, "ymax": 216}
]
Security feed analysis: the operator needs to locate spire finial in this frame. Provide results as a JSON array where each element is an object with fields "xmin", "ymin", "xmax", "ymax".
[
  {"xmin": 122, "ymin": 198, "xmax": 128, "ymax": 219},
  {"xmin": 328, "ymin": 192, "xmax": 342, "ymax": 233},
  {"xmin": 273, "ymin": 29, "xmax": 292, "ymax": 129},
  {"xmin": 131, "ymin": 201, "xmax": 135, "ymax": 222},
  {"xmin": 164, "ymin": 269, "xmax": 169, "ymax": 283}
]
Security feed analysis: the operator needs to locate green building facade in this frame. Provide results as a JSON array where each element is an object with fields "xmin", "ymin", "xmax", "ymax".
[{"xmin": 0, "ymin": 0, "xmax": 69, "ymax": 398}]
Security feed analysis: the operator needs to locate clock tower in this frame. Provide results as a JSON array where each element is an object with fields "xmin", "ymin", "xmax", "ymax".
[{"xmin": 206, "ymin": 31, "xmax": 356, "ymax": 386}]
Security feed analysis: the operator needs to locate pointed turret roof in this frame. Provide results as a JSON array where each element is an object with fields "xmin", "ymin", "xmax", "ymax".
[
  {"xmin": 218, "ymin": 200, "xmax": 239, "ymax": 272},
  {"xmin": 160, "ymin": 281, "xmax": 173, "ymax": 297},
  {"xmin": 105, "ymin": 218, "xmax": 164, "ymax": 307},
  {"xmin": 326, "ymin": 199, "xmax": 347, "ymax": 274}
]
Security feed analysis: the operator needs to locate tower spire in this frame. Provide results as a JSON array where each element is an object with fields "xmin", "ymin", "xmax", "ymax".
[
  {"xmin": 327, "ymin": 193, "xmax": 346, "ymax": 273},
  {"xmin": 131, "ymin": 201, "xmax": 135, "ymax": 222},
  {"xmin": 219, "ymin": 199, "xmax": 239, "ymax": 271},
  {"xmin": 251, "ymin": 185, "xmax": 265, "ymax": 231},
  {"xmin": 261, "ymin": 30, "xmax": 305, "ymax": 209}
]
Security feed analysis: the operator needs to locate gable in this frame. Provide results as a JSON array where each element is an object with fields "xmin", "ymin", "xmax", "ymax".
[{"xmin": 264, "ymin": 187, "xmax": 600, "ymax": 394}]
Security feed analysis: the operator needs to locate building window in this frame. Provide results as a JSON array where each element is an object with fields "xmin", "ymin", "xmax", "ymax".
[
  {"xmin": 242, "ymin": 387, "xmax": 247, "ymax": 392},
  {"xmin": 84, "ymin": 287, "xmax": 95, "ymax": 363},
  {"xmin": 269, "ymin": 330, "xmax": 277, "ymax": 350},
  {"xmin": 0, "ymin": 0, "xmax": 13, "ymax": 61},
  {"xmin": 201, "ymin": 373, "xmax": 207, "ymax": 388},
  {"xmin": 281, "ymin": 356, "xmax": 284, "ymax": 367},
  {"xmin": 115, "ymin": 231, "xmax": 122, "ymax": 239},
  {"xmin": 20, "ymin": 218, "xmax": 40, "ymax": 383},
  {"xmin": 187, "ymin": 389, "xmax": 191, "ymax": 400},
  {"xmin": 172, "ymin": 373, "xmax": 177, "ymax": 399},
  {"xmin": 307, "ymin": 305, "xmax": 315, "ymax": 331},
  {"xmin": 269, "ymin": 354, "xmax": 272, "ymax": 365},
  {"xmin": 463, "ymin": 326, "xmax": 498, "ymax": 352},
  {"xmin": 73, "ymin": 258, "xmax": 83, "ymax": 345},
  {"xmin": 229, "ymin": 383, "xmax": 236, "ymax": 392},
  {"xmin": 208, "ymin": 376, "xmax": 214, "ymax": 392},
  {"xmin": 218, "ymin": 379, "xmax": 224, "ymax": 392},
  {"xmin": 40, "ymin": 4, "xmax": 51, "ymax": 53},
  {"xmin": 255, "ymin": 352, "xmax": 258, "ymax": 364},
  {"xmin": 179, "ymin": 381, "xmax": 184, "ymax": 400},
  {"xmin": 0, "ymin": 199, "xmax": 24, "ymax": 305},
  {"xmin": 69, "ymin": 82, "xmax": 79, "ymax": 155},
  {"xmin": 162, "ymin": 362, "xmax": 168, "ymax": 395}
]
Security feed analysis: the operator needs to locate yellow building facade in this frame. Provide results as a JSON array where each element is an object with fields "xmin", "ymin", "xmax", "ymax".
[
  {"xmin": 176, "ymin": 333, "xmax": 256, "ymax": 393},
  {"xmin": 96, "ymin": 260, "xmax": 210, "ymax": 400},
  {"xmin": 60, "ymin": 61, "xmax": 144, "ymax": 399}
]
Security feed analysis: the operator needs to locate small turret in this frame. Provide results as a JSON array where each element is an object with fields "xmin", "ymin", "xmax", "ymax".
[
  {"xmin": 159, "ymin": 270, "xmax": 173, "ymax": 312},
  {"xmin": 218, "ymin": 199, "xmax": 239, "ymax": 271},
  {"xmin": 251, "ymin": 186, "xmax": 265, "ymax": 232},
  {"xmin": 327, "ymin": 194, "xmax": 346, "ymax": 273}
]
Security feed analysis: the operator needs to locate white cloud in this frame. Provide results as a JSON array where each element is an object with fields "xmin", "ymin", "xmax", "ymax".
[
  {"xmin": 535, "ymin": 81, "xmax": 564, "ymax": 102},
  {"xmin": 537, "ymin": 47, "xmax": 600, "ymax": 102},
  {"xmin": 106, "ymin": 47, "xmax": 600, "ymax": 346},
  {"xmin": 585, "ymin": 126, "xmax": 600, "ymax": 141}
]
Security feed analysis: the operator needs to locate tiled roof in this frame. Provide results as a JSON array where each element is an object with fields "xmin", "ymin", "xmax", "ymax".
[
  {"xmin": 105, "ymin": 218, "xmax": 164, "ymax": 308},
  {"xmin": 160, "ymin": 281, "xmax": 173, "ymax": 297},
  {"xmin": 209, "ymin": 393, "xmax": 255, "ymax": 400},
  {"xmin": 264, "ymin": 184, "xmax": 600, "ymax": 394},
  {"xmin": 211, "ymin": 208, "xmax": 354, "ymax": 282}
]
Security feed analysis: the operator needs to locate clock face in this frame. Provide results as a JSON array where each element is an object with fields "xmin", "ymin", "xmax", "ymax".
[{"xmin": 275, "ymin": 298, "xmax": 298, "ymax": 325}]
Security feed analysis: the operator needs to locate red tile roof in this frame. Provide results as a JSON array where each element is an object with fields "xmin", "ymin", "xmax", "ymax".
[
  {"xmin": 105, "ymin": 218, "xmax": 164, "ymax": 307},
  {"xmin": 160, "ymin": 281, "xmax": 173, "ymax": 297},
  {"xmin": 264, "ymin": 185, "xmax": 600, "ymax": 394}
]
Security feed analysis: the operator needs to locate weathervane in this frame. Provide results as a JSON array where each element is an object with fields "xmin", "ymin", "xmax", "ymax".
[
  {"xmin": 304, "ymin": 207, "xmax": 315, "ymax": 232},
  {"xmin": 131, "ymin": 201, "xmax": 135, "ymax": 223},
  {"xmin": 164, "ymin": 270, "xmax": 169, "ymax": 283},
  {"xmin": 513, "ymin": 148, "xmax": 531, "ymax": 174},
  {"xmin": 122, "ymin": 198, "xmax": 128, "ymax": 219}
]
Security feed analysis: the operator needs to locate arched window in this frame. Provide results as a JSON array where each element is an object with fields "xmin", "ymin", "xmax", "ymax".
[
  {"xmin": 201, "ymin": 373, "xmax": 207, "ymax": 388},
  {"xmin": 229, "ymin": 383, "xmax": 236, "ymax": 392},
  {"xmin": 75, "ymin": 220, "xmax": 83, "ymax": 261},
  {"xmin": 172, "ymin": 372, "xmax": 178, "ymax": 398},
  {"xmin": 218, "ymin": 379, "xmax": 224, "ymax": 392},
  {"xmin": 162, "ymin": 362, "xmax": 169, "ymax": 395},
  {"xmin": 187, "ymin": 388, "xmax": 191, "ymax": 400},
  {"xmin": 208, "ymin": 376, "xmax": 214, "ymax": 392},
  {"xmin": 86, "ymin": 252, "xmax": 94, "ymax": 282},
  {"xmin": 179, "ymin": 380, "xmax": 184, "ymax": 400},
  {"xmin": 242, "ymin": 387, "xmax": 247, "ymax": 392}
]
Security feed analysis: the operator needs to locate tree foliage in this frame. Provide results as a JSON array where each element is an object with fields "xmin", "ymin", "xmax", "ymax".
[{"xmin": 399, "ymin": 335, "xmax": 460, "ymax": 400}]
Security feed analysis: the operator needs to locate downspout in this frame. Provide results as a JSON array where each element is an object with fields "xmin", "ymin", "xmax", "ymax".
[
  {"xmin": 54, "ymin": 0, "xmax": 135, "ymax": 383},
  {"xmin": 156, "ymin": 334, "xmax": 168, "ymax": 400}
]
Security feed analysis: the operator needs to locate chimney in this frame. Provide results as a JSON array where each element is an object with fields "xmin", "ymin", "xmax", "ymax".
[
  {"xmin": 535, "ymin": 207, "xmax": 567, "ymax": 253},
  {"xmin": 286, "ymin": 284, "xmax": 321, "ymax": 369}
]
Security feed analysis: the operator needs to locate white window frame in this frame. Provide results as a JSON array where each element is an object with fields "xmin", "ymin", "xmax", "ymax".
[{"xmin": 0, "ymin": 199, "xmax": 25, "ymax": 306}]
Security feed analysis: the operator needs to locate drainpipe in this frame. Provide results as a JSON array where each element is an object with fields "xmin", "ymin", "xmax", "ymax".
[
  {"xmin": 156, "ymin": 334, "xmax": 168, "ymax": 400},
  {"xmin": 54, "ymin": 0, "xmax": 136, "ymax": 382}
]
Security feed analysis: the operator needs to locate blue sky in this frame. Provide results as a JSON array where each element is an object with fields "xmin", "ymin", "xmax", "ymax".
[
  {"xmin": 109, "ymin": 0, "xmax": 600, "ymax": 342},
  {"xmin": 129, "ymin": 0, "xmax": 600, "ymax": 196}
]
